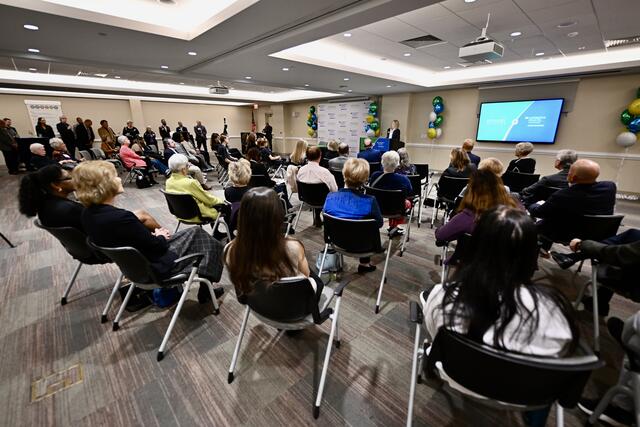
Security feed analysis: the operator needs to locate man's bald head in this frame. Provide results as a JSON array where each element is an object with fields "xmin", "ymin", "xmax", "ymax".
[{"xmin": 568, "ymin": 159, "xmax": 600, "ymax": 185}]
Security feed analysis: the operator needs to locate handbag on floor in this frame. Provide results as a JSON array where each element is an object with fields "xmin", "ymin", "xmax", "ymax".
[{"xmin": 315, "ymin": 248, "xmax": 343, "ymax": 273}]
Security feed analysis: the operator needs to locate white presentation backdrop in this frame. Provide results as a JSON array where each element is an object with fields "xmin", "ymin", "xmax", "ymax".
[
  {"xmin": 24, "ymin": 100, "xmax": 63, "ymax": 137},
  {"xmin": 318, "ymin": 100, "xmax": 371, "ymax": 155}
]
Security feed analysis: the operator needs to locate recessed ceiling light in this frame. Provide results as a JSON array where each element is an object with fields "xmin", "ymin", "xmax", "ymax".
[
  {"xmin": 535, "ymin": 52, "xmax": 545, "ymax": 56},
  {"xmin": 578, "ymin": 46, "xmax": 586, "ymax": 50},
  {"xmin": 28, "ymin": 68, "xmax": 37, "ymax": 71},
  {"xmin": 343, "ymin": 77, "xmax": 350, "ymax": 81},
  {"xmin": 347, "ymin": 89, "xmax": 353, "ymax": 92},
  {"xmin": 403, "ymin": 52, "xmax": 411, "ymax": 57},
  {"xmin": 28, "ymin": 48, "xmax": 40, "ymax": 53},
  {"xmin": 161, "ymin": 65, "xmax": 169, "ymax": 69},
  {"xmin": 245, "ymin": 76, "xmax": 252, "ymax": 79},
  {"xmin": 567, "ymin": 31, "xmax": 579, "ymax": 38},
  {"xmin": 556, "ymin": 21, "xmax": 577, "ymax": 28},
  {"xmin": 23, "ymin": 24, "xmax": 39, "ymax": 30},
  {"xmin": 281, "ymin": 67, "xmax": 289, "ymax": 71},
  {"xmin": 304, "ymin": 84, "xmax": 310, "ymax": 87},
  {"xmin": 386, "ymin": 85, "xmax": 392, "ymax": 88},
  {"xmin": 179, "ymin": 82, "xmax": 185, "ymax": 85},
  {"xmin": 114, "ymin": 76, "xmax": 121, "ymax": 79},
  {"xmin": 187, "ymin": 51, "xmax": 197, "ymax": 56},
  {"xmin": 464, "ymin": 0, "xmax": 476, "ymax": 3},
  {"xmin": 94, "ymin": 73, "xmax": 108, "ymax": 78},
  {"xmin": 443, "ymin": 66, "xmax": 451, "ymax": 69},
  {"xmin": 343, "ymin": 33, "xmax": 352, "ymax": 37},
  {"xmin": 510, "ymin": 31, "xmax": 522, "ymax": 37}
]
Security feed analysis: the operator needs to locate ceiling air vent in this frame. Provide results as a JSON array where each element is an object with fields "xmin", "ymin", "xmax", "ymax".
[
  {"xmin": 605, "ymin": 35, "xmax": 640, "ymax": 49},
  {"xmin": 400, "ymin": 35, "xmax": 443, "ymax": 49}
]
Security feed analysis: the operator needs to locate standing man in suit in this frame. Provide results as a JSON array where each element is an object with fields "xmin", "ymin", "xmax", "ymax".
[
  {"xmin": 194, "ymin": 120, "xmax": 210, "ymax": 165},
  {"xmin": 462, "ymin": 139, "xmax": 480, "ymax": 167},
  {"xmin": 529, "ymin": 159, "xmax": 616, "ymax": 250},
  {"xmin": 0, "ymin": 118, "xmax": 19, "ymax": 174},
  {"xmin": 159, "ymin": 119, "xmax": 171, "ymax": 140},
  {"xmin": 521, "ymin": 149, "xmax": 578, "ymax": 208},
  {"xmin": 263, "ymin": 122, "xmax": 273, "ymax": 150},
  {"xmin": 84, "ymin": 119, "xmax": 96, "ymax": 151},
  {"xmin": 4, "ymin": 118, "xmax": 19, "ymax": 138},
  {"xmin": 74, "ymin": 117, "xmax": 89, "ymax": 151},
  {"xmin": 56, "ymin": 115, "xmax": 77, "ymax": 160},
  {"xmin": 176, "ymin": 121, "xmax": 189, "ymax": 142}
]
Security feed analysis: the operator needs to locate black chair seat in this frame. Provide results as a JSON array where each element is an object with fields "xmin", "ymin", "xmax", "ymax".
[
  {"xmin": 502, "ymin": 171, "xmax": 540, "ymax": 193},
  {"xmin": 296, "ymin": 180, "xmax": 330, "ymax": 208}
]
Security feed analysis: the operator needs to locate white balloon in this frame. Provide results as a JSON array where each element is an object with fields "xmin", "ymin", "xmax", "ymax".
[
  {"xmin": 366, "ymin": 128, "xmax": 376, "ymax": 137},
  {"xmin": 429, "ymin": 111, "xmax": 437, "ymax": 122},
  {"xmin": 616, "ymin": 131, "xmax": 637, "ymax": 147},
  {"xmin": 436, "ymin": 128, "xmax": 443, "ymax": 139}
]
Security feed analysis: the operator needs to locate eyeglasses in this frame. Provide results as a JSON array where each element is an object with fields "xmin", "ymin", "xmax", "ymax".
[{"xmin": 56, "ymin": 176, "xmax": 72, "ymax": 182}]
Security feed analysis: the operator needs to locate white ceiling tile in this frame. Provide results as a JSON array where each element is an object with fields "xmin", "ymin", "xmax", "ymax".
[
  {"xmin": 592, "ymin": 0, "xmax": 640, "ymax": 40},
  {"xmin": 395, "ymin": 3, "xmax": 453, "ymax": 22},
  {"xmin": 359, "ymin": 18, "xmax": 425, "ymax": 42},
  {"xmin": 453, "ymin": 0, "xmax": 534, "ymax": 33},
  {"xmin": 523, "ymin": 0, "xmax": 594, "ymax": 24},
  {"xmin": 507, "ymin": 34, "xmax": 561, "ymax": 57},
  {"xmin": 440, "ymin": 0, "xmax": 505, "ymax": 13},
  {"xmin": 513, "ymin": 0, "xmax": 581, "ymax": 13}
]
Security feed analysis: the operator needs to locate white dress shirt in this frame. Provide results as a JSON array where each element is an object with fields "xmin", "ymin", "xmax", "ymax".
[{"xmin": 297, "ymin": 161, "xmax": 338, "ymax": 193}]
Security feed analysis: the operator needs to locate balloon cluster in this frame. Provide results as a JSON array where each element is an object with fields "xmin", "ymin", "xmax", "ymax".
[
  {"xmin": 364, "ymin": 102, "xmax": 380, "ymax": 137},
  {"xmin": 427, "ymin": 96, "xmax": 445, "ymax": 140},
  {"xmin": 307, "ymin": 106, "xmax": 317, "ymax": 137},
  {"xmin": 617, "ymin": 89, "xmax": 640, "ymax": 147}
]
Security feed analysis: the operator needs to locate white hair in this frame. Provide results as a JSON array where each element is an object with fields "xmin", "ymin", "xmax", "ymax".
[
  {"xmin": 30, "ymin": 143, "xmax": 45, "ymax": 154},
  {"xmin": 381, "ymin": 150, "xmax": 400, "ymax": 172},
  {"xmin": 49, "ymin": 138, "xmax": 65, "ymax": 150},
  {"xmin": 117, "ymin": 135, "xmax": 129, "ymax": 145},
  {"xmin": 168, "ymin": 154, "xmax": 189, "ymax": 172}
]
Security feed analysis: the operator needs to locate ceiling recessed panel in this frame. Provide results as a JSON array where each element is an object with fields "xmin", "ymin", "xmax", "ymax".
[
  {"xmin": 592, "ymin": 0, "xmax": 640, "ymax": 40},
  {"xmin": 454, "ymin": 0, "xmax": 534, "ymax": 34}
]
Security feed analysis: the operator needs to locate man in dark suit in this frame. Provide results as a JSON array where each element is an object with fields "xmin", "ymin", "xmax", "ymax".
[
  {"xmin": 521, "ymin": 149, "xmax": 577, "ymax": 208},
  {"xmin": 176, "ymin": 121, "xmax": 189, "ymax": 142},
  {"xmin": 462, "ymin": 139, "xmax": 480, "ymax": 166},
  {"xmin": 74, "ymin": 118, "xmax": 90, "ymax": 151},
  {"xmin": 0, "ymin": 119, "xmax": 19, "ymax": 174},
  {"xmin": 159, "ymin": 119, "xmax": 171, "ymax": 140},
  {"xmin": 84, "ymin": 119, "xmax": 96, "ymax": 150},
  {"xmin": 56, "ymin": 115, "xmax": 77, "ymax": 160},
  {"xmin": 529, "ymin": 159, "xmax": 616, "ymax": 249},
  {"xmin": 357, "ymin": 138, "xmax": 382, "ymax": 163},
  {"xmin": 193, "ymin": 120, "xmax": 209, "ymax": 164},
  {"xmin": 262, "ymin": 122, "xmax": 273, "ymax": 150}
]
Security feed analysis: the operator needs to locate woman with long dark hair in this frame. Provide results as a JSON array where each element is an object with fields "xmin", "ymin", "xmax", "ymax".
[
  {"xmin": 35, "ymin": 117, "xmax": 55, "ymax": 139},
  {"xmin": 225, "ymin": 187, "xmax": 322, "ymax": 298}
]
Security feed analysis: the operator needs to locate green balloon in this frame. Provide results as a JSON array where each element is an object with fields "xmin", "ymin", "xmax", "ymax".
[
  {"xmin": 369, "ymin": 121, "xmax": 379, "ymax": 131},
  {"xmin": 432, "ymin": 96, "xmax": 443, "ymax": 106},
  {"xmin": 306, "ymin": 119, "xmax": 313, "ymax": 127},
  {"xmin": 434, "ymin": 115, "xmax": 444, "ymax": 128},
  {"xmin": 369, "ymin": 103, "xmax": 378, "ymax": 114},
  {"xmin": 309, "ymin": 106, "xmax": 316, "ymax": 113},
  {"xmin": 621, "ymin": 109, "xmax": 633, "ymax": 126}
]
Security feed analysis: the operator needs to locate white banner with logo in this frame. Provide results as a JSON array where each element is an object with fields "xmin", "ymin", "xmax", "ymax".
[
  {"xmin": 318, "ymin": 100, "xmax": 371, "ymax": 155},
  {"xmin": 24, "ymin": 100, "xmax": 63, "ymax": 136}
]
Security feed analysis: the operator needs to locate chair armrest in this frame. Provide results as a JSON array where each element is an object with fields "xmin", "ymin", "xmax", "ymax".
[
  {"xmin": 318, "ymin": 307, "xmax": 333, "ymax": 323},
  {"xmin": 173, "ymin": 252, "xmax": 205, "ymax": 268},
  {"xmin": 213, "ymin": 203, "xmax": 231, "ymax": 216},
  {"xmin": 409, "ymin": 300, "xmax": 424, "ymax": 324},
  {"xmin": 334, "ymin": 280, "xmax": 350, "ymax": 297}
]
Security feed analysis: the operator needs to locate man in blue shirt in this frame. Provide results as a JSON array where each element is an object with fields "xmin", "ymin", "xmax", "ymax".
[{"xmin": 357, "ymin": 138, "xmax": 383, "ymax": 163}]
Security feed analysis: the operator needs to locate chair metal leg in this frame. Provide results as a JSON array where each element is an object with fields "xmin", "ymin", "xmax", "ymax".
[
  {"xmin": 588, "ymin": 383, "xmax": 631, "ymax": 424},
  {"xmin": 228, "ymin": 305, "xmax": 251, "ymax": 384},
  {"xmin": 407, "ymin": 323, "xmax": 422, "ymax": 427},
  {"xmin": 318, "ymin": 244, "xmax": 329, "ymax": 276},
  {"xmin": 313, "ymin": 295, "xmax": 342, "ymax": 419},
  {"xmin": 0, "ymin": 232, "xmax": 15, "ymax": 248},
  {"xmin": 591, "ymin": 262, "xmax": 600, "ymax": 353},
  {"xmin": 174, "ymin": 222, "xmax": 181, "ymax": 233},
  {"xmin": 292, "ymin": 203, "xmax": 304, "ymax": 231},
  {"xmin": 400, "ymin": 209, "xmax": 413, "ymax": 255},
  {"xmin": 430, "ymin": 202, "xmax": 438, "ymax": 228},
  {"xmin": 195, "ymin": 277, "xmax": 220, "ymax": 314},
  {"xmin": 61, "ymin": 260, "xmax": 83, "ymax": 305},
  {"xmin": 375, "ymin": 239, "xmax": 393, "ymax": 314},
  {"xmin": 556, "ymin": 404, "xmax": 564, "ymax": 427},
  {"xmin": 440, "ymin": 245, "xmax": 448, "ymax": 283},
  {"xmin": 157, "ymin": 268, "xmax": 197, "ymax": 361},
  {"xmin": 101, "ymin": 273, "xmax": 124, "ymax": 323},
  {"xmin": 112, "ymin": 282, "xmax": 136, "ymax": 331}
]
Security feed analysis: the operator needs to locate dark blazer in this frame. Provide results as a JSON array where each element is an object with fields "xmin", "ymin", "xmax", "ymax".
[
  {"xmin": 122, "ymin": 126, "xmax": 140, "ymax": 141},
  {"xmin": 507, "ymin": 157, "xmax": 536, "ymax": 174},
  {"xmin": 86, "ymin": 126, "xmax": 95, "ymax": 147},
  {"xmin": 82, "ymin": 204, "xmax": 177, "ymax": 278},
  {"xmin": 249, "ymin": 160, "xmax": 275, "ymax": 187},
  {"xmin": 56, "ymin": 122, "xmax": 76, "ymax": 145},
  {"xmin": 194, "ymin": 125, "xmax": 207, "ymax": 141},
  {"xmin": 357, "ymin": 148, "xmax": 382, "ymax": 163},
  {"xmin": 581, "ymin": 236, "xmax": 640, "ymax": 269},
  {"xmin": 30, "ymin": 154, "xmax": 57, "ymax": 170},
  {"xmin": 35, "ymin": 124, "xmax": 55, "ymax": 139},
  {"xmin": 39, "ymin": 196, "xmax": 84, "ymax": 230},
  {"xmin": 159, "ymin": 124, "xmax": 171, "ymax": 140},
  {"xmin": 466, "ymin": 151, "xmax": 481, "ymax": 167},
  {"xmin": 521, "ymin": 167, "xmax": 570, "ymax": 207},
  {"xmin": 387, "ymin": 128, "xmax": 400, "ymax": 141},
  {"xmin": 75, "ymin": 124, "xmax": 90, "ymax": 149},
  {"xmin": 144, "ymin": 131, "xmax": 158, "ymax": 146},
  {"xmin": 530, "ymin": 181, "xmax": 617, "ymax": 241},
  {"xmin": 442, "ymin": 165, "xmax": 474, "ymax": 179}
]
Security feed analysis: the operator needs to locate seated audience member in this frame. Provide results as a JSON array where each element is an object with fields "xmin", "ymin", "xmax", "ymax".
[
  {"xmin": 164, "ymin": 139, "xmax": 208, "ymax": 188},
  {"xmin": 246, "ymin": 147, "xmax": 291, "ymax": 208},
  {"xmin": 521, "ymin": 149, "xmax": 578, "ymax": 208},
  {"xmin": 225, "ymin": 159, "xmax": 252, "ymax": 203},
  {"xmin": 325, "ymin": 140, "xmax": 339, "ymax": 161},
  {"xmin": 225, "ymin": 187, "xmax": 324, "ymax": 300},
  {"xmin": 323, "ymin": 158, "xmax": 382, "ymax": 273},
  {"xmin": 551, "ymin": 228, "xmax": 640, "ymax": 316},
  {"xmin": 217, "ymin": 134, "xmax": 239, "ymax": 164},
  {"xmin": 357, "ymin": 138, "xmax": 382, "ymax": 163},
  {"xmin": 101, "ymin": 137, "xmax": 119, "ymax": 158},
  {"xmin": 29, "ymin": 143, "xmax": 58, "ymax": 170},
  {"xmin": 165, "ymin": 154, "xmax": 226, "ymax": 222},
  {"xmin": 289, "ymin": 139, "xmax": 308, "ymax": 166},
  {"xmin": 369, "ymin": 150, "xmax": 412, "ymax": 236},
  {"xmin": 462, "ymin": 138, "xmax": 480, "ymax": 166},
  {"xmin": 74, "ymin": 161, "xmax": 225, "ymax": 303},
  {"xmin": 436, "ymin": 169, "xmax": 519, "ymax": 244},
  {"xmin": 118, "ymin": 136, "xmax": 163, "ymax": 182},
  {"xmin": 122, "ymin": 120, "xmax": 140, "ymax": 142},
  {"xmin": 328, "ymin": 143, "xmax": 349, "ymax": 172},
  {"xmin": 258, "ymin": 137, "xmax": 281, "ymax": 163},
  {"xmin": 443, "ymin": 148, "xmax": 475, "ymax": 179},
  {"xmin": 180, "ymin": 134, "xmax": 212, "ymax": 172},
  {"xmin": 245, "ymin": 132, "xmax": 257, "ymax": 153},
  {"xmin": 210, "ymin": 132, "xmax": 220, "ymax": 152},
  {"xmin": 50, "ymin": 138, "xmax": 79, "ymax": 167},
  {"xmin": 529, "ymin": 159, "xmax": 616, "ymax": 249},
  {"xmin": 18, "ymin": 165, "xmax": 83, "ymax": 229},
  {"xmin": 143, "ymin": 127, "xmax": 158, "ymax": 148},
  {"xmin": 506, "ymin": 142, "xmax": 536, "ymax": 173},
  {"xmin": 297, "ymin": 146, "xmax": 339, "ymax": 227},
  {"xmin": 478, "ymin": 157, "xmax": 504, "ymax": 176},
  {"xmin": 56, "ymin": 115, "xmax": 77, "ymax": 161},
  {"xmin": 132, "ymin": 137, "xmax": 165, "ymax": 165},
  {"xmin": 396, "ymin": 147, "xmax": 416, "ymax": 175}
]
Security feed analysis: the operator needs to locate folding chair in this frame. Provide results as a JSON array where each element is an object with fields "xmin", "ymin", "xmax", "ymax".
[
  {"xmin": 89, "ymin": 242, "xmax": 220, "ymax": 361},
  {"xmin": 330, "ymin": 169, "xmax": 345, "ymax": 189},
  {"xmin": 248, "ymin": 174, "xmax": 273, "ymax": 188},
  {"xmin": 435, "ymin": 233, "xmax": 472, "ymax": 283},
  {"xmin": 430, "ymin": 176, "xmax": 469, "ymax": 228},
  {"xmin": 406, "ymin": 175, "xmax": 423, "ymax": 227},
  {"xmin": 78, "ymin": 150, "xmax": 94, "ymax": 161},
  {"xmin": 365, "ymin": 186, "xmax": 413, "ymax": 256},
  {"xmin": 293, "ymin": 180, "xmax": 330, "ymax": 231},
  {"xmin": 407, "ymin": 302, "xmax": 604, "ymax": 427},
  {"xmin": 227, "ymin": 275, "xmax": 349, "ymax": 419},
  {"xmin": 414, "ymin": 164, "xmax": 432, "ymax": 226},
  {"xmin": 502, "ymin": 171, "xmax": 540, "ymax": 193},
  {"xmin": 117, "ymin": 154, "xmax": 147, "ymax": 185},
  {"xmin": 91, "ymin": 147, "xmax": 123, "ymax": 172},
  {"xmin": 160, "ymin": 189, "xmax": 231, "ymax": 242},
  {"xmin": 368, "ymin": 162, "xmax": 381, "ymax": 173}
]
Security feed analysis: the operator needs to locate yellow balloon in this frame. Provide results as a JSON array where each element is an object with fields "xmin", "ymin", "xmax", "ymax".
[
  {"xmin": 427, "ymin": 128, "xmax": 437, "ymax": 139},
  {"xmin": 308, "ymin": 114, "xmax": 312, "ymax": 120},
  {"xmin": 307, "ymin": 128, "xmax": 315, "ymax": 136},
  {"xmin": 366, "ymin": 115, "xmax": 374, "ymax": 123},
  {"xmin": 629, "ymin": 98, "xmax": 640, "ymax": 115},
  {"xmin": 375, "ymin": 128, "xmax": 380, "ymax": 137}
]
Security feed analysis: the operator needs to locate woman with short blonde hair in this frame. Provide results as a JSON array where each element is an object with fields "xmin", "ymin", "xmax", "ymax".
[
  {"xmin": 478, "ymin": 157, "xmax": 504, "ymax": 176},
  {"xmin": 507, "ymin": 142, "xmax": 536, "ymax": 173},
  {"xmin": 225, "ymin": 158, "xmax": 252, "ymax": 203},
  {"xmin": 343, "ymin": 157, "xmax": 369, "ymax": 188},
  {"xmin": 325, "ymin": 140, "xmax": 339, "ymax": 161},
  {"xmin": 73, "ymin": 160, "xmax": 122, "ymax": 206}
]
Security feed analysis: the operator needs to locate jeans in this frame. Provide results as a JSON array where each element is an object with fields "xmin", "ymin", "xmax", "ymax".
[{"xmin": 149, "ymin": 158, "xmax": 168, "ymax": 174}]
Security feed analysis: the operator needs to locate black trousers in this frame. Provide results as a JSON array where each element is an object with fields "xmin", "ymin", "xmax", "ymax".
[
  {"xmin": 196, "ymin": 137, "xmax": 210, "ymax": 164},
  {"xmin": 1, "ymin": 149, "xmax": 19, "ymax": 174}
]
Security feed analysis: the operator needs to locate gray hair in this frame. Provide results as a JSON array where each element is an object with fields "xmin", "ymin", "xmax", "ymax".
[
  {"xmin": 398, "ymin": 147, "xmax": 411, "ymax": 169},
  {"xmin": 168, "ymin": 153, "xmax": 189, "ymax": 172},
  {"xmin": 49, "ymin": 137, "xmax": 65, "ymax": 150},
  {"xmin": 515, "ymin": 142, "xmax": 534, "ymax": 157},
  {"xmin": 30, "ymin": 142, "xmax": 45, "ymax": 153},
  {"xmin": 117, "ymin": 135, "xmax": 129, "ymax": 145},
  {"xmin": 381, "ymin": 150, "xmax": 400, "ymax": 172},
  {"xmin": 556, "ymin": 149, "xmax": 578, "ymax": 167}
]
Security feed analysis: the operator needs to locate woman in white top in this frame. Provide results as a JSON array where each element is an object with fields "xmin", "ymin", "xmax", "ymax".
[{"xmin": 422, "ymin": 205, "xmax": 579, "ymax": 357}]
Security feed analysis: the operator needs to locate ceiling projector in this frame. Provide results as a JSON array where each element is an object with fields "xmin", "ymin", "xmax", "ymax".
[
  {"xmin": 459, "ymin": 13, "xmax": 504, "ymax": 63},
  {"xmin": 209, "ymin": 85, "xmax": 229, "ymax": 95}
]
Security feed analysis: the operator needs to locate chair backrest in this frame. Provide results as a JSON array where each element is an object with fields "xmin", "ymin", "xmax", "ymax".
[
  {"xmin": 437, "ymin": 176, "xmax": 469, "ymax": 202},
  {"xmin": 90, "ymin": 148, "xmax": 104, "ymax": 159},
  {"xmin": 365, "ymin": 186, "xmax": 406, "ymax": 217},
  {"xmin": 241, "ymin": 277, "xmax": 321, "ymax": 323},
  {"xmin": 330, "ymin": 169, "xmax": 345, "ymax": 189},
  {"xmin": 414, "ymin": 163, "xmax": 429, "ymax": 181},
  {"xmin": 148, "ymin": 145, "xmax": 159, "ymax": 154},
  {"xmin": 248, "ymin": 174, "xmax": 272, "ymax": 188},
  {"xmin": 88, "ymin": 240, "xmax": 161, "ymax": 285},
  {"xmin": 161, "ymin": 189, "xmax": 204, "ymax": 222},
  {"xmin": 79, "ymin": 150, "xmax": 93, "ymax": 161},
  {"xmin": 427, "ymin": 329, "xmax": 603, "ymax": 408},
  {"xmin": 368, "ymin": 162, "xmax": 381, "ymax": 173},
  {"xmin": 537, "ymin": 185, "xmax": 563, "ymax": 202},
  {"xmin": 502, "ymin": 171, "xmax": 540, "ymax": 193},
  {"xmin": 322, "ymin": 213, "xmax": 382, "ymax": 255},
  {"xmin": 406, "ymin": 175, "xmax": 422, "ymax": 198},
  {"xmin": 34, "ymin": 219, "xmax": 107, "ymax": 264},
  {"xmin": 296, "ymin": 180, "xmax": 330, "ymax": 208},
  {"xmin": 577, "ymin": 214, "xmax": 624, "ymax": 242}
]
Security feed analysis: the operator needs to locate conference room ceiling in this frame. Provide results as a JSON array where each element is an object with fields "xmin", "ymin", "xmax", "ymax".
[{"xmin": 0, "ymin": 0, "xmax": 638, "ymax": 103}]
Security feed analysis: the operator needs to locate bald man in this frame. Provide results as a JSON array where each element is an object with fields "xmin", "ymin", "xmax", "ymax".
[
  {"xmin": 462, "ymin": 138, "xmax": 480, "ymax": 166},
  {"xmin": 529, "ymin": 159, "xmax": 616, "ymax": 249}
]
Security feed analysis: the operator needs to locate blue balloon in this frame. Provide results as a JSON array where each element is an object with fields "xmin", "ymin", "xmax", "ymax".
[
  {"xmin": 311, "ymin": 114, "xmax": 317, "ymax": 122},
  {"xmin": 311, "ymin": 123, "xmax": 317, "ymax": 130},
  {"xmin": 434, "ymin": 103, "xmax": 444, "ymax": 114},
  {"xmin": 428, "ymin": 122, "xmax": 435, "ymax": 128},
  {"xmin": 629, "ymin": 117, "xmax": 640, "ymax": 133}
]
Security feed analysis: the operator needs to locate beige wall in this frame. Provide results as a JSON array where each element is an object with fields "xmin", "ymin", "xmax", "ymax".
[{"xmin": 280, "ymin": 101, "xmax": 320, "ymax": 154}]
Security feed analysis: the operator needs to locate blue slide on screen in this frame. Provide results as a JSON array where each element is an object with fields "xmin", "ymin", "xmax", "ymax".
[{"xmin": 476, "ymin": 99, "xmax": 564, "ymax": 143}]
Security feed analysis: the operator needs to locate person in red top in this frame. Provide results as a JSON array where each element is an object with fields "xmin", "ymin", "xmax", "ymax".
[{"xmin": 117, "ymin": 136, "xmax": 163, "ymax": 183}]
